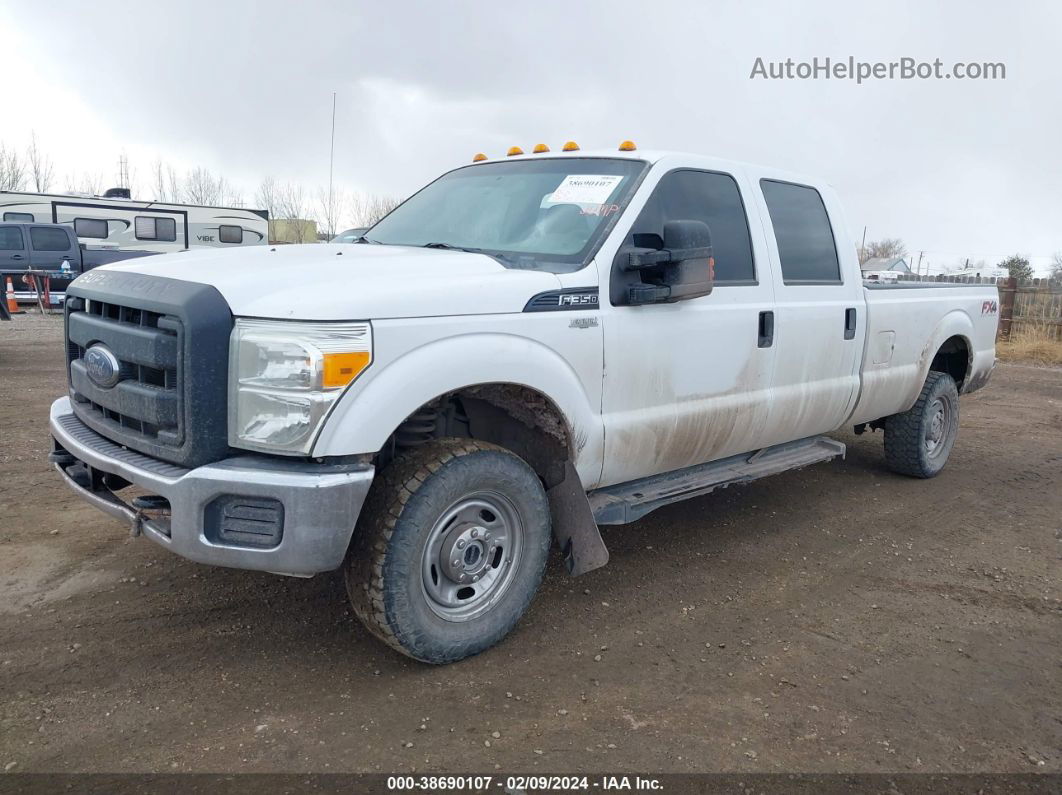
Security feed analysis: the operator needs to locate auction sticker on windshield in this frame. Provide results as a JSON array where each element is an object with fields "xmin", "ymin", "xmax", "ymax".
[{"xmin": 547, "ymin": 174, "xmax": 624, "ymax": 205}]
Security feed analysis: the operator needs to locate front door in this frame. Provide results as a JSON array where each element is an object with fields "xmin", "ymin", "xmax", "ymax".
[
  {"xmin": 599, "ymin": 167, "xmax": 778, "ymax": 488},
  {"xmin": 0, "ymin": 224, "xmax": 28, "ymax": 273}
]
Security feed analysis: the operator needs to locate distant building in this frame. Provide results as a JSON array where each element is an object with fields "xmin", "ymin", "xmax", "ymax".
[
  {"xmin": 860, "ymin": 256, "xmax": 912, "ymax": 282},
  {"xmin": 269, "ymin": 218, "xmax": 318, "ymax": 244},
  {"xmin": 860, "ymin": 256, "xmax": 911, "ymax": 274}
]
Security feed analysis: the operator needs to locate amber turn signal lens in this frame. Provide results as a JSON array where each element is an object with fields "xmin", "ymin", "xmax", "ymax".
[
  {"xmin": 507, "ymin": 146, "xmax": 524, "ymax": 156},
  {"xmin": 322, "ymin": 351, "xmax": 371, "ymax": 388},
  {"xmin": 561, "ymin": 140, "xmax": 580, "ymax": 151},
  {"xmin": 532, "ymin": 143, "xmax": 550, "ymax": 153},
  {"xmin": 618, "ymin": 140, "xmax": 637, "ymax": 151},
  {"xmin": 472, "ymin": 153, "xmax": 487, "ymax": 162}
]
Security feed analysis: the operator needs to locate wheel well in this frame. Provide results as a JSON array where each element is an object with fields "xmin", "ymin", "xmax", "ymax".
[
  {"xmin": 378, "ymin": 384, "xmax": 573, "ymax": 489},
  {"xmin": 930, "ymin": 335, "xmax": 971, "ymax": 388}
]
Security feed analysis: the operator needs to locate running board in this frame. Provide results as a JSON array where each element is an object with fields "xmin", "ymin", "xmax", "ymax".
[{"xmin": 589, "ymin": 436, "xmax": 846, "ymax": 525}]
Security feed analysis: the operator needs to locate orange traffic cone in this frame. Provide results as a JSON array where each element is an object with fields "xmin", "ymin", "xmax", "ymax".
[{"xmin": 5, "ymin": 277, "xmax": 21, "ymax": 314}]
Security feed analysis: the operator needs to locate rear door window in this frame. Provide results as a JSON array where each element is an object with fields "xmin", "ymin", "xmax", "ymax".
[
  {"xmin": 760, "ymin": 179, "xmax": 841, "ymax": 284},
  {"xmin": 29, "ymin": 227, "xmax": 72, "ymax": 251}
]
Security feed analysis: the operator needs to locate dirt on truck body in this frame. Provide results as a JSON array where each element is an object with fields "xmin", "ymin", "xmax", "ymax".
[{"xmin": 1, "ymin": 314, "xmax": 1060, "ymax": 774}]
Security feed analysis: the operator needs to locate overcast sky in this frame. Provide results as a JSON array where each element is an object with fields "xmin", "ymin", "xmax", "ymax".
[{"xmin": 1, "ymin": 0, "xmax": 1059, "ymax": 273}]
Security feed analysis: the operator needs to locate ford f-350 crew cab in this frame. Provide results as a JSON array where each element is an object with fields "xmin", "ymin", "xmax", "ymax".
[{"xmin": 49, "ymin": 145, "xmax": 998, "ymax": 663}]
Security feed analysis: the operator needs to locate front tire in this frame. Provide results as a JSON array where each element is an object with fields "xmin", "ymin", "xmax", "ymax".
[
  {"xmin": 345, "ymin": 438, "xmax": 551, "ymax": 664},
  {"xmin": 883, "ymin": 371, "xmax": 960, "ymax": 478}
]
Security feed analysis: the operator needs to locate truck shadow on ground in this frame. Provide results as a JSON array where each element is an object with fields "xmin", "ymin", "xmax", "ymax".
[{"xmin": 80, "ymin": 429, "xmax": 892, "ymax": 678}]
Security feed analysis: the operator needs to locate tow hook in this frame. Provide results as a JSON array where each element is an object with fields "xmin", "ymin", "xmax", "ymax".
[{"xmin": 130, "ymin": 495, "xmax": 171, "ymax": 538}]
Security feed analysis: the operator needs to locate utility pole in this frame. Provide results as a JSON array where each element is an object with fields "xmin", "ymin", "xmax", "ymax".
[
  {"xmin": 916, "ymin": 250, "xmax": 924, "ymax": 277},
  {"xmin": 328, "ymin": 92, "xmax": 337, "ymax": 239},
  {"xmin": 860, "ymin": 226, "xmax": 867, "ymax": 264},
  {"xmin": 117, "ymin": 154, "xmax": 130, "ymax": 191}
]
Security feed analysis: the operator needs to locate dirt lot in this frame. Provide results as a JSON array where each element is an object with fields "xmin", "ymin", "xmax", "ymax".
[{"xmin": 1, "ymin": 313, "xmax": 1059, "ymax": 775}]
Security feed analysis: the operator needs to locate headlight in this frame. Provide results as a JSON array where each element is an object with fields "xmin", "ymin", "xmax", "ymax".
[{"xmin": 229, "ymin": 319, "xmax": 372, "ymax": 454}]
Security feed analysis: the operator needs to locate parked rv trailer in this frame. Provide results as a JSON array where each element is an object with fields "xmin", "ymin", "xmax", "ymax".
[{"xmin": 0, "ymin": 189, "xmax": 268, "ymax": 254}]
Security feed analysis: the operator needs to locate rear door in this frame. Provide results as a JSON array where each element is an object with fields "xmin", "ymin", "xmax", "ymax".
[
  {"xmin": 752, "ymin": 178, "xmax": 865, "ymax": 444},
  {"xmin": 28, "ymin": 225, "xmax": 78, "ymax": 269},
  {"xmin": 0, "ymin": 224, "xmax": 29, "ymax": 272}
]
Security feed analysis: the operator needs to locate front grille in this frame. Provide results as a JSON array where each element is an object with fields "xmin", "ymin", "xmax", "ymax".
[
  {"xmin": 65, "ymin": 269, "xmax": 233, "ymax": 468},
  {"xmin": 67, "ymin": 298, "xmax": 183, "ymax": 444}
]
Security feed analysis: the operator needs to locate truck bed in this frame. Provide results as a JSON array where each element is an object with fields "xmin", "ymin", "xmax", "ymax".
[{"xmin": 850, "ymin": 282, "xmax": 998, "ymax": 426}]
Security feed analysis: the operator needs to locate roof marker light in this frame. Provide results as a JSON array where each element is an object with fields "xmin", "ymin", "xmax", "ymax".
[
  {"xmin": 562, "ymin": 140, "xmax": 580, "ymax": 152},
  {"xmin": 532, "ymin": 143, "xmax": 550, "ymax": 153},
  {"xmin": 507, "ymin": 146, "xmax": 524, "ymax": 156},
  {"xmin": 618, "ymin": 140, "xmax": 637, "ymax": 151},
  {"xmin": 472, "ymin": 153, "xmax": 488, "ymax": 162}
]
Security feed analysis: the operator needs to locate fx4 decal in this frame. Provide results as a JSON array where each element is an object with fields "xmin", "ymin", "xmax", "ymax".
[{"xmin": 981, "ymin": 299, "xmax": 998, "ymax": 315}]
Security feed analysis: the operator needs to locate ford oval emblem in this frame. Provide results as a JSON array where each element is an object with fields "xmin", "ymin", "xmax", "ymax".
[{"xmin": 84, "ymin": 344, "xmax": 122, "ymax": 388}]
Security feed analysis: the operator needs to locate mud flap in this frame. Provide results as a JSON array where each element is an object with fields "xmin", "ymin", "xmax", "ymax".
[{"xmin": 547, "ymin": 461, "xmax": 609, "ymax": 576}]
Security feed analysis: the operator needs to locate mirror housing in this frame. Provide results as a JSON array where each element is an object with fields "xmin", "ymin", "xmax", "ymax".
[{"xmin": 611, "ymin": 219, "xmax": 714, "ymax": 305}]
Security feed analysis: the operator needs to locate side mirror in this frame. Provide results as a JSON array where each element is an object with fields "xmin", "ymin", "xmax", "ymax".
[{"xmin": 611, "ymin": 219, "xmax": 714, "ymax": 305}]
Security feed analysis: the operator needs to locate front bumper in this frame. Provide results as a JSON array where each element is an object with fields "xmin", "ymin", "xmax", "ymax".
[{"xmin": 49, "ymin": 397, "xmax": 374, "ymax": 576}]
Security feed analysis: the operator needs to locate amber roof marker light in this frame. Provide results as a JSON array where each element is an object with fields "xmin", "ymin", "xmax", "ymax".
[
  {"xmin": 618, "ymin": 140, "xmax": 637, "ymax": 151},
  {"xmin": 561, "ymin": 140, "xmax": 580, "ymax": 152},
  {"xmin": 532, "ymin": 143, "xmax": 550, "ymax": 153},
  {"xmin": 472, "ymin": 153, "xmax": 488, "ymax": 162},
  {"xmin": 507, "ymin": 146, "xmax": 524, "ymax": 156}
]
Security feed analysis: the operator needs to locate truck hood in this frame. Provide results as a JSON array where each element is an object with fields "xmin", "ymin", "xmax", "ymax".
[{"xmin": 95, "ymin": 244, "xmax": 563, "ymax": 319}]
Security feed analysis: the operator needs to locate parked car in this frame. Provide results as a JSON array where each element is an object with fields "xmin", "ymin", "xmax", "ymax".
[
  {"xmin": 0, "ymin": 222, "xmax": 157, "ymax": 302},
  {"xmin": 48, "ymin": 145, "xmax": 998, "ymax": 664},
  {"xmin": 330, "ymin": 227, "xmax": 368, "ymax": 243}
]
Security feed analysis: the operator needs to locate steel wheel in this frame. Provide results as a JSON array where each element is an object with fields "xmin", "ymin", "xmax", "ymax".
[
  {"xmin": 923, "ymin": 396, "xmax": 952, "ymax": 459},
  {"xmin": 420, "ymin": 491, "xmax": 523, "ymax": 622}
]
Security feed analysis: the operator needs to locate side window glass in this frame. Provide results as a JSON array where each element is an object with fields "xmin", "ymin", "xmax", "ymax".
[
  {"xmin": 29, "ymin": 227, "xmax": 72, "ymax": 251},
  {"xmin": 74, "ymin": 218, "xmax": 109, "ymax": 239},
  {"xmin": 0, "ymin": 226, "xmax": 25, "ymax": 250},
  {"xmin": 760, "ymin": 180, "xmax": 841, "ymax": 284},
  {"xmin": 219, "ymin": 225, "xmax": 243, "ymax": 244},
  {"xmin": 627, "ymin": 170, "xmax": 756, "ymax": 284}
]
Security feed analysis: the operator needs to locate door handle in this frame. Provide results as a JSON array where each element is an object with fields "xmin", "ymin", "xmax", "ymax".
[
  {"xmin": 758, "ymin": 310, "xmax": 775, "ymax": 348},
  {"xmin": 844, "ymin": 307, "xmax": 857, "ymax": 340},
  {"xmin": 11, "ymin": 254, "xmax": 23, "ymax": 260}
]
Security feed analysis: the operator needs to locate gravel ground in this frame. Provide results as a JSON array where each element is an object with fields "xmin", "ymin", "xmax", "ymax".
[{"xmin": 1, "ymin": 313, "xmax": 1060, "ymax": 774}]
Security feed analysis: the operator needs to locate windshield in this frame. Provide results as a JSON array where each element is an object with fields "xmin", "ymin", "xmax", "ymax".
[{"xmin": 365, "ymin": 158, "xmax": 647, "ymax": 271}]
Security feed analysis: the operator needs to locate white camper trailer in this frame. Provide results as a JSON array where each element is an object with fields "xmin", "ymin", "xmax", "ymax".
[{"xmin": 0, "ymin": 188, "xmax": 268, "ymax": 254}]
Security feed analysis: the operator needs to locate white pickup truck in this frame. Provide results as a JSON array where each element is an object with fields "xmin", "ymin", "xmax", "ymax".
[{"xmin": 49, "ymin": 144, "xmax": 998, "ymax": 663}]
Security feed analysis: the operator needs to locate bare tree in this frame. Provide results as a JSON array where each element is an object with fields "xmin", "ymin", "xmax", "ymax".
[
  {"xmin": 277, "ymin": 182, "xmax": 314, "ymax": 243},
  {"xmin": 315, "ymin": 185, "xmax": 346, "ymax": 239},
  {"xmin": 26, "ymin": 133, "xmax": 54, "ymax": 192},
  {"xmin": 859, "ymin": 238, "xmax": 908, "ymax": 264},
  {"xmin": 184, "ymin": 167, "xmax": 224, "ymax": 205},
  {"xmin": 255, "ymin": 177, "xmax": 281, "ymax": 219},
  {"xmin": 150, "ymin": 159, "xmax": 169, "ymax": 201},
  {"xmin": 1049, "ymin": 252, "xmax": 1062, "ymax": 283},
  {"xmin": 349, "ymin": 192, "xmax": 401, "ymax": 228},
  {"xmin": 0, "ymin": 142, "xmax": 27, "ymax": 190},
  {"xmin": 77, "ymin": 171, "xmax": 104, "ymax": 196}
]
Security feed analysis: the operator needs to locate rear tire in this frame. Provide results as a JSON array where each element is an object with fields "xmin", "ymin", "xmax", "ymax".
[
  {"xmin": 883, "ymin": 371, "xmax": 960, "ymax": 478},
  {"xmin": 345, "ymin": 438, "xmax": 551, "ymax": 664}
]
